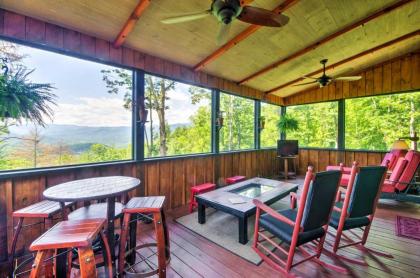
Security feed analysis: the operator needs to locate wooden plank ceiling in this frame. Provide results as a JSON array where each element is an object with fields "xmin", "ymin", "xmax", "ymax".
[{"xmin": 1, "ymin": 0, "xmax": 419, "ymax": 98}]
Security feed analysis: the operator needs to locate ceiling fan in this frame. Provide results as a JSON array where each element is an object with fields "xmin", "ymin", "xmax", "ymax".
[
  {"xmin": 161, "ymin": 0, "xmax": 289, "ymax": 45},
  {"xmin": 295, "ymin": 59, "xmax": 362, "ymax": 88}
]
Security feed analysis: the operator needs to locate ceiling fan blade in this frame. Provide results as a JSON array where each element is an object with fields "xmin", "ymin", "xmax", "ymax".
[
  {"xmin": 161, "ymin": 10, "xmax": 211, "ymax": 24},
  {"xmin": 334, "ymin": 76, "xmax": 362, "ymax": 81},
  {"xmin": 217, "ymin": 23, "xmax": 231, "ymax": 46},
  {"xmin": 237, "ymin": 6, "xmax": 289, "ymax": 27},
  {"xmin": 302, "ymin": 76, "xmax": 318, "ymax": 80},
  {"xmin": 293, "ymin": 80, "xmax": 319, "ymax": 86}
]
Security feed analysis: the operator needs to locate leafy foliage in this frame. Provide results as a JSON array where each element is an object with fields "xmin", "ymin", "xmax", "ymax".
[
  {"xmin": 277, "ymin": 114, "xmax": 298, "ymax": 133},
  {"xmin": 0, "ymin": 66, "xmax": 56, "ymax": 126}
]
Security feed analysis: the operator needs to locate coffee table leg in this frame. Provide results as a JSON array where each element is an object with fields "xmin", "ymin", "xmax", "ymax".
[
  {"xmin": 198, "ymin": 202, "xmax": 206, "ymax": 224},
  {"xmin": 238, "ymin": 216, "xmax": 248, "ymax": 244}
]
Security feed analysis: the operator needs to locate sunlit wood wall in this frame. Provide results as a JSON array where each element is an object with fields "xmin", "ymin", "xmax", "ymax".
[
  {"xmin": 0, "ymin": 149, "xmax": 281, "ymax": 262},
  {"xmin": 284, "ymin": 52, "xmax": 420, "ymax": 105},
  {"xmin": 0, "ymin": 9, "xmax": 283, "ymax": 105}
]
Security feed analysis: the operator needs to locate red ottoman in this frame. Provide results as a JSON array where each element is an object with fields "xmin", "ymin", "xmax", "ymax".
[
  {"xmin": 189, "ymin": 183, "xmax": 216, "ymax": 213},
  {"xmin": 226, "ymin": 176, "xmax": 246, "ymax": 185}
]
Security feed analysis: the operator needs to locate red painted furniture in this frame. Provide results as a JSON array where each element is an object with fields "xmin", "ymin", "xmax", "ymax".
[
  {"xmin": 226, "ymin": 176, "xmax": 246, "ymax": 185},
  {"xmin": 9, "ymin": 200, "xmax": 73, "ymax": 277},
  {"xmin": 29, "ymin": 218, "xmax": 112, "ymax": 278},
  {"xmin": 118, "ymin": 196, "xmax": 170, "ymax": 277},
  {"xmin": 326, "ymin": 149, "xmax": 407, "ymax": 182},
  {"xmin": 252, "ymin": 167, "xmax": 346, "ymax": 276},
  {"xmin": 189, "ymin": 183, "xmax": 216, "ymax": 213},
  {"xmin": 327, "ymin": 163, "xmax": 391, "ymax": 266},
  {"xmin": 381, "ymin": 150, "xmax": 420, "ymax": 194}
]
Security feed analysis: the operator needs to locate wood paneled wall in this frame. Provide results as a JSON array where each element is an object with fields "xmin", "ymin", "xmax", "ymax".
[
  {"xmin": 296, "ymin": 148, "xmax": 386, "ymax": 174},
  {"xmin": 0, "ymin": 9, "xmax": 283, "ymax": 105},
  {"xmin": 0, "ymin": 149, "xmax": 280, "ymax": 263},
  {"xmin": 0, "ymin": 148, "xmax": 386, "ymax": 264},
  {"xmin": 284, "ymin": 53, "xmax": 420, "ymax": 105}
]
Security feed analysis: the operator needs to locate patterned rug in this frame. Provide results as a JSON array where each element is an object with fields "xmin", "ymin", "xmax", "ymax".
[{"xmin": 395, "ymin": 215, "xmax": 420, "ymax": 241}]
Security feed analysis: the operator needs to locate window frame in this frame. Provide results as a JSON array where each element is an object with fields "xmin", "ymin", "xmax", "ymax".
[
  {"xmin": 0, "ymin": 36, "xmax": 137, "ymax": 173},
  {"xmin": 285, "ymin": 100, "xmax": 340, "ymax": 149},
  {"xmin": 218, "ymin": 90, "xmax": 258, "ymax": 152},
  {"xmin": 342, "ymin": 90, "xmax": 419, "ymax": 152},
  {"xmin": 259, "ymin": 101, "xmax": 283, "ymax": 149}
]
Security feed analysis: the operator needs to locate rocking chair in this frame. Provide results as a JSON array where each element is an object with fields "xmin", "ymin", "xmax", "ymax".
[
  {"xmin": 327, "ymin": 162, "xmax": 391, "ymax": 265},
  {"xmin": 252, "ymin": 167, "xmax": 346, "ymax": 276}
]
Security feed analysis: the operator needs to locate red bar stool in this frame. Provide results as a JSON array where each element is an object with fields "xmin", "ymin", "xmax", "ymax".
[
  {"xmin": 29, "ymin": 218, "xmax": 112, "ymax": 278},
  {"xmin": 226, "ymin": 176, "xmax": 246, "ymax": 185},
  {"xmin": 9, "ymin": 200, "xmax": 73, "ymax": 277},
  {"xmin": 118, "ymin": 196, "xmax": 170, "ymax": 277},
  {"xmin": 189, "ymin": 183, "xmax": 216, "ymax": 213}
]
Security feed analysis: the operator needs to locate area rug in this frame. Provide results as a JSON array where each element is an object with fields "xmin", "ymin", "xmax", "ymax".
[
  {"xmin": 175, "ymin": 200, "xmax": 289, "ymax": 265},
  {"xmin": 395, "ymin": 215, "xmax": 420, "ymax": 241}
]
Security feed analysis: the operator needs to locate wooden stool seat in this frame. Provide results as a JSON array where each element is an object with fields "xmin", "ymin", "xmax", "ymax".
[
  {"xmin": 9, "ymin": 201, "xmax": 74, "ymax": 277},
  {"xmin": 29, "ymin": 219, "xmax": 112, "ymax": 278},
  {"xmin": 189, "ymin": 183, "xmax": 216, "ymax": 213},
  {"xmin": 119, "ymin": 196, "xmax": 170, "ymax": 277},
  {"xmin": 124, "ymin": 196, "xmax": 165, "ymax": 213},
  {"xmin": 30, "ymin": 219, "xmax": 105, "ymax": 251},
  {"xmin": 226, "ymin": 176, "xmax": 246, "ymax": 185},
  {"xmin": 13, "ymin": 200, "xmax": 73, "ymax": 218},
  {"xmin": 67, "ymin": 202, "xmax": 124, "ymax": 221}
]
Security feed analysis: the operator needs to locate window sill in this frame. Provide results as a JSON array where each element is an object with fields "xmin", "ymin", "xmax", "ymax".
[{"xmin": 0, "ymin": 160, "xmax": 136, "ymax": 180}]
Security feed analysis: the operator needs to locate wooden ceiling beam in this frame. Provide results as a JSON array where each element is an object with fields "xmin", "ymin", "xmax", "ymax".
[
  {"xmin": 265, "ymin": 30, "xmax": 420, "ymax": 95},
  {"xmin": 238, "ymin": 0, "xmax": 413, "ymax": 85},
  {"xmin": 193, "ymin": 0, "xmax": 299, "ymax": 71},
  {"xmin": 113, "ymin": 0, "xmax": 150, "ymax": 48}
]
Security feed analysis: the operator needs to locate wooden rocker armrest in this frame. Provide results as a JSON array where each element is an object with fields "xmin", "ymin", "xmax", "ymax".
[{"xmin": 253, "ymin": 199, "xmax": 296, "ymax": 227}]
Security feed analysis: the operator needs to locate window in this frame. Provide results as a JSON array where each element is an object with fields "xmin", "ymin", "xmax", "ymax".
[
  {"xmin": 345, "ymin": 92, "xmax": 420, "ymax": 151},
  {"xmin": 287, "ymin": 102, "xmax": 338, "ymax": 148},
  {"xmin": 219, "ymin": 93, "xmax": 255, "ymax": 151},
  {"xmin": 143, "ymin": 74, "xmax": 211, "ymax": 158},
  {"xmin": 260, "ymin": 102, "xmax": 280, "ymax": 148},
  {"xmin": 0, "ymin": 40, "xmax": 133, "ymax": 171}
]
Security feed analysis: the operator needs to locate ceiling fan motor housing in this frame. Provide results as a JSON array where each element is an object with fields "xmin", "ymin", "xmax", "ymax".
[{"xmin": 212, "ymin": 0, "xmax": 242, "ymax": 24}]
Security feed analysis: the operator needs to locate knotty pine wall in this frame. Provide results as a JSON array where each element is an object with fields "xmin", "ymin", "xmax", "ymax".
[
  {"xmin": 0, "ymin": 148, "xmax": 386, "ymax": 264},
  {"xmin": 0, "ymin": 9, "xmax": 283, "ymax": 105},
  {"xmin": 284, "ymin": 52, "xmax": 420, "ymax": 105}
]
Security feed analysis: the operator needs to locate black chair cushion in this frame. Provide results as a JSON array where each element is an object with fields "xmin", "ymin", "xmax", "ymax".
[
  {"xmin": 329, "ymin": 204, "xmax": 370, "ymax": 231},
  {"xmin": 259, "ymin": 209, "xmax": 325, "ymax": 246}
]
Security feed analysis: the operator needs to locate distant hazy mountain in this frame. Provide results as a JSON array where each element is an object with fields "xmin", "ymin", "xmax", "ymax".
[
  {"xmin": 7, "ymin": 124, "xmax": 131, "ymax": 148},
  {"xmin": 5, "ymin": 123, "xmax": 190, "ymax": 150}
]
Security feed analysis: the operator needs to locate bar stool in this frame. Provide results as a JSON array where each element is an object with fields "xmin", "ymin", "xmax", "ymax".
[
  {"xmin": 189, "ymin": 183, "xmax": 216, "ymax": 213},
  {"xmin": 118, "ymin": 196, "xmax": 170, "ymax": 277},
  {"xmin": 9, "ymin": 200, "xmax": 73, "ymax": 276},
  {"xmin": 29, "ymin": 218, "xmax": 112, "ymax": 278}
]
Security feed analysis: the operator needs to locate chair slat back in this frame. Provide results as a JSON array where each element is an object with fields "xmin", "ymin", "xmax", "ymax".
[
  {"xmin": 301, "ymin": 170, "xmax": 342, "ymax": 231},
  {"xmin": 395, "ymin": 150, "xmax": 420, "ymax": 191},
  {"xmin": 348, "ymin": 166, "xmax": 387, "ymax": 218}
]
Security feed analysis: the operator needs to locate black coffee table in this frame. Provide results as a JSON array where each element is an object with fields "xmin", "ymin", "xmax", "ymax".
[{"xmin": 196, "ymin": 177, "xmax": 298, "ymax": 244}]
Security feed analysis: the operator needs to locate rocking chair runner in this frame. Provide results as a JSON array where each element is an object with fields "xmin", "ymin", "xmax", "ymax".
[
  {"xmin": 252, "ymin": 167, "xmax": 347, "ymax": 276},
  {"xmin": 328, "ymin": 162, "xmax": 391, "ymax": 265}
]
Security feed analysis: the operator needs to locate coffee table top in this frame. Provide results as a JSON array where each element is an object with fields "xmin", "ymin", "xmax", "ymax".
[{"xmin": 196, "ymin": 177, "xmax": 298, "ymax": 215}]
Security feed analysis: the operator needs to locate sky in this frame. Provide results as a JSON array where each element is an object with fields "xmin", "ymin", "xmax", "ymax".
[{"xmin": 12, "ymin": 41, "xmax": 208, "ymax": 127}]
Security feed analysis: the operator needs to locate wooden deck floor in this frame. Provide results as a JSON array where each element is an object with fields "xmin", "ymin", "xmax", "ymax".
[{"xmin": 134, "ymin": 186, "xmax": 420, "ymax": 278}]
